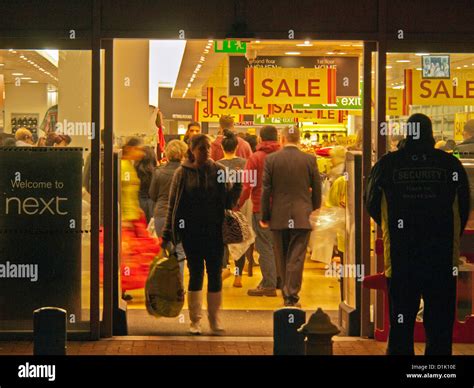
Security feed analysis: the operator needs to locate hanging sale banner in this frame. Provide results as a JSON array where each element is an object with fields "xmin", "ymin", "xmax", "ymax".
[
  {"xmin": 207, "ymin": 87, "xmax": 267, "ymax": 115},
  {"xmin": 404, "ymin": 69, "xmax": 474, "ymax": 108},
  {"xmin": 267, "ymin": 105, "xmax": 349, "ymax": 122},
  {"xmin": 454, "ymin": 112, "xmax": 474, "ymax": 141},
  {"xmin": 194, "ymin": 100, "xmax": 220, "ymax": 122},
  {"xmin": 245, "ymin": 67, "xmax": 337, "ymax": 105},
  {"xmin": 386, "ymin": 88, "xmax": 404, "ymax": 116},
  {"xmin": 229, "ymin": 56, "xmax": 359, "ymax": 97}
]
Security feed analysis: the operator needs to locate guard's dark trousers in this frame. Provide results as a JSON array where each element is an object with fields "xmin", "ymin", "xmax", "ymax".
[{"xmin": 387, "ymin": 271, "xmax": 457, "ymax": 355}]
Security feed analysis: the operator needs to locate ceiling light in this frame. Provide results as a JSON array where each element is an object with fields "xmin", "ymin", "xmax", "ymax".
[
  {"xmin": 28, "ymin": 80, "xmax": 39, "ymax": 83},
  {"xmin": 340, "ymin": 44, "xmax": 351, "ymax": 47},
  {"xmin": 352, "ymin": 44, "xmax": 363, "ymax": 47},
  {"xmin": 338, "ymin": 52, "xmax": 346, "ymax": 55},
  {"xmin": 415, "ymin": 53, "xmax": 430, "ymax": 56},
  {"xmin": 326, "ymin": 52, "xmax": 335, "ymax": 55},
  {"xmin": 187, "ymin": 83, "xmax": 192, "ymax": 88},
  {"xmin": 416, "ymin": 68, "xmax": 422, "ymax": 71},
  {"xmin": 12, "ymin": 72, "xmax": 23, "ymax": 76},
  {"xmin": 457, "ymin": 66, "xmax": 461, "ymax": 69},
  {"xmin": 204, "ymin": 49, "xmax": 209, "ymax": 54},
  {"xmin": 0, "ymin": 63, "xmax": 4, "ymax": 66},
  {"xmin": 392, "ymin": 85, "xmax": 404, "ymax": 89},
  {"xmin": 386, "ymin": 66, "xmax": 393, "ymax": 69},
  {"xmin": 208, "ymin": 40, "xmax": 213, "ymax": 43},
  {"xmin": 285, "ymin": 52, "xmax": 301, "ymax": 55},
  {"xmin": 21, "ymin": 77, "xmax": 31, "ymax": 80},
  {"xmin": 296, "ymin": 41, "xmax": 313, "ymax": 47},
  {"xmin": 464, "ymin": 65, "xmax": 468, "ymax": 67},
  {"xmin": 396, "ymin": 60, "xmax": 411, "ymax": 63}
]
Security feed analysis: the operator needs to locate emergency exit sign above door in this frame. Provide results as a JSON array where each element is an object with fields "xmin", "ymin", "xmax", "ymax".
[{"xmin": 214, "ymin": 40, "xmax": 247, "ymax": 54}]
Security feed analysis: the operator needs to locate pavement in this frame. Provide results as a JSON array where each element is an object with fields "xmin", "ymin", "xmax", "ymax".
[{"xmin": 1, "ymin": 337, "xmax": 474, "ymax": 356}]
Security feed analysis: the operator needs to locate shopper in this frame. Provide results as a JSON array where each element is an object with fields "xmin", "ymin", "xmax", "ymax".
[
  {"xmin": 135, "ymin": 145, "xmax": 157, "ymax": 224},
  {"xmin": 443, "ymin": 139, "xmax": 456, "ymax": 153},
  {"xmin": 121, "ymin": 137, "xmax": 145, "ymax": 301},
  {"xmin": 0, "ymin": 133, "xmax": 16, "ymax": 146},
  {"xmin": 183, "ymin": 121, "xmax": 201, "ymax": 145},
  {"xmin": 210, "ymin": 115, "xmax": 252, "ymax": 161},
  {"xmin": 162, "ymin": 134, "xmax": 242, "ymax": 335},
  {"xmin": 55, "ymin": 134, "xmax": 72, "ymax": 146},
  {"xmin": 15, "ymin": 127, "xmax": 34, "ymax": 146},
  {"xmin": 454, "ymin": 119, "xmax": 474, "ymax": 158},
  {"xmin": 149, "ymin": 139, "xmax": 188, "ymax": 279},
  {"xmin": 244, "ymin": 133, "xmax": 258, "ymax": 153},
  {"xmin": 238, "ymin": 125, "xmax": 281, "ymax": 297},
  {"xmin": 218, "ymin": 129, "xmax": 248, "ymax": 287},
  {"xmin": 365, "ymin": 113, "xmax": 470, "ymax": 355},
  {"xmin": 261, "ymin": 126, "xmax": 322, "ymax": 307}
]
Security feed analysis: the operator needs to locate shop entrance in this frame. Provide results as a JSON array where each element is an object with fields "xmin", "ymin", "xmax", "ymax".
[{"xmin": 106, "ymin": 39, "xmax": 367, "ymax": 336}]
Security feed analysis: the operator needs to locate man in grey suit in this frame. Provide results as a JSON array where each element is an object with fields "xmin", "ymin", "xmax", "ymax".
[{"xmin": 261, "ymin": 126, "xmax": 322, "ymax": 307}]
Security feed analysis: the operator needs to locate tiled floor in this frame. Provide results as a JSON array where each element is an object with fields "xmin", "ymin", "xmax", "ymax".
[
  {"xmin": 127, "ymin": 257, "xmax": 341, "ymax": 311},
  {"xmin": 1, "ymin": 337, "xmax": 473, "ymax": 356}
]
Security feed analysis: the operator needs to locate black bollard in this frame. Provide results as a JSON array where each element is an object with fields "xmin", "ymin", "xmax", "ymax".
[
  {"xmin": 33, "ymin": 307, "xmax": 67, "ymax": 355},
  {"xmin": 273, "ymin": 307, "xmax": 306, "ymax": 355}
]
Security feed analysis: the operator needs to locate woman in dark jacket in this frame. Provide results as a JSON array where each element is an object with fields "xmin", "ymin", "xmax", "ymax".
[
  {"xmin": 162, "ymin": 134, "xmax": 242, "ymax": 335},
  {"xmin": 149, "ymin": 139, "xmax": 188, "ymax": 279},
  {"xmin": 135, "ymin": 146, "xmax": 157, "ymax": 223}
]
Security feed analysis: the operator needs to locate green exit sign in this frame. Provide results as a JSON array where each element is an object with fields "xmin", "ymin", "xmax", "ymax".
[{"xmin": 214, "ymin": 40, "xmax": 247, "ymax": 54}]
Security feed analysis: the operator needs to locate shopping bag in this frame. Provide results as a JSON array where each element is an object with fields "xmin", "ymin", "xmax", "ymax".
[{"xmin": 145, "ymin": 244, "xmax": 185, "ymax": 318}]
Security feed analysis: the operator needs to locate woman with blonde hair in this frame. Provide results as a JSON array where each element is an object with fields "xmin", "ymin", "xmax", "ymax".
[{"xmin": 149, "ymin": 139, "xmax": 188, "ymax": 278}]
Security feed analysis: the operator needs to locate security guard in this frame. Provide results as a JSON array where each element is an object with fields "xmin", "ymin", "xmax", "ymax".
[{"xmin": 365, "ymin": 113, "xmax": 470, "ymax": 355}]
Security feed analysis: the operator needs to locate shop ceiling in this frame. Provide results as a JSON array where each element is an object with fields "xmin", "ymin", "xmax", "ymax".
[
  {"xmin": 0, "ymin": 50, "xmax": 58, "ymax": 89},
  {"xmin": 173, "ymin": 40, "xmax": 474, "ymax": 99}
]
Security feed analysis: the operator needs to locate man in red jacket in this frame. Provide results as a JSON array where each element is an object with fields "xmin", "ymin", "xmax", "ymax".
[
  {"xmin": 210, "ymin": 115, "xmax": 252, "ymax": 161},
  {"xmin": 238, "ymin": 125, "xmax": 281, "ymax": 296}
]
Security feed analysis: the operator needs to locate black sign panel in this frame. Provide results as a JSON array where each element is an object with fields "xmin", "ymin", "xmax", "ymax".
[
  {"xmin": 229, "ymin": 55, "xmax": 359, "ymax": 97},
  {"xmin": 0, "ymin": 147, "xmax": 82, "ymax": 321},
  {"xmin": 158, "ymin": 87, "xmax": 195, "ymax": 120}
]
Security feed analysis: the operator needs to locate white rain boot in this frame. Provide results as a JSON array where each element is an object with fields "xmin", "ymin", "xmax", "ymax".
[
  {"xmin": 188, "ymin": 291, "xmax": 202, "ymax": 335},
  {"xmin": 207, "ymin": 291, "xmax": 225, "ymax": 335}
]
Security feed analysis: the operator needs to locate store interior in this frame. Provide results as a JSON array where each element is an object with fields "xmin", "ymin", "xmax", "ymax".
[
  {"xmin": 1, "ymin": 40, "xmax": 473, "ymax": 335},
  {"xmin": 117, "ymin": 39, "xmax": 362, "ymax": 334}
]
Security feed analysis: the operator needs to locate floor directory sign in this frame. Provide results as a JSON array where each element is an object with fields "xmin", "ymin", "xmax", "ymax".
[{"xmin": 0, "ymin": 147, "xmax": 82, "ymax": 323}]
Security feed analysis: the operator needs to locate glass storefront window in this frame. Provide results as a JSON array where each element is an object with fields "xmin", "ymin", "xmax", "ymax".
[{"xmin": 0, "ymin": 49, "xmax": 93, "ymax": 333}]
